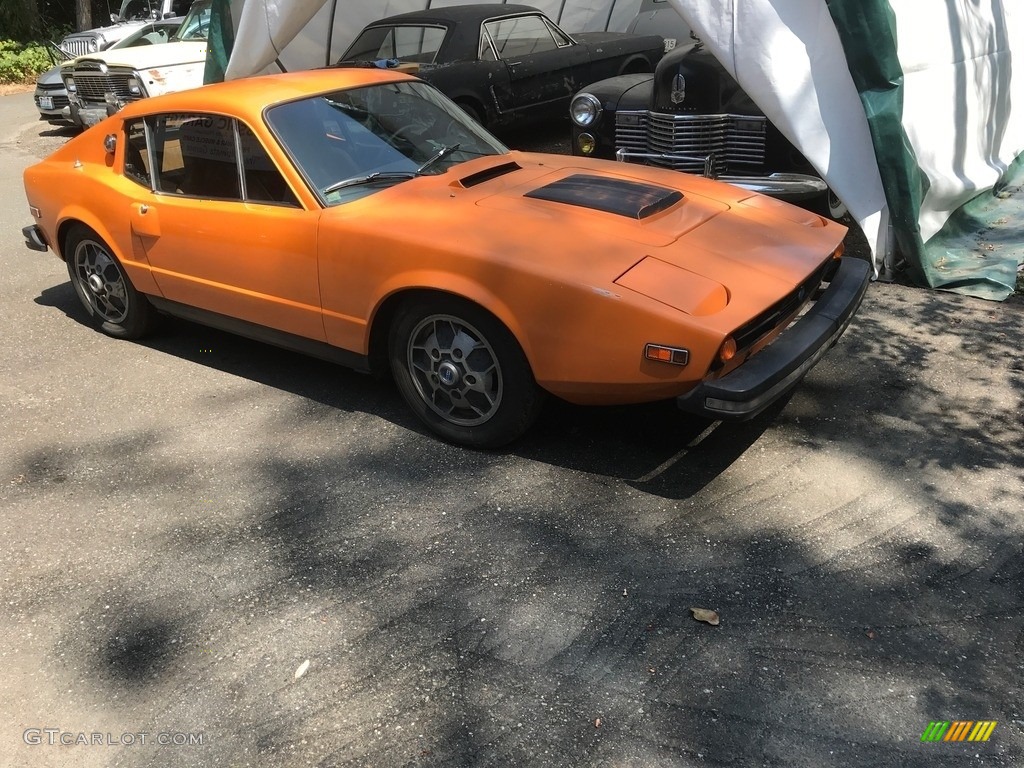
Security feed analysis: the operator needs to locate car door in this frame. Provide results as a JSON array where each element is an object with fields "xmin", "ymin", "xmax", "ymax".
[
  {"xmin": 122, "ymin": 112, "xmax": 326, "ymax": 341},
  {"xmin": 482, "ymin": 14, "xmax": 588, "ymax": 119}
]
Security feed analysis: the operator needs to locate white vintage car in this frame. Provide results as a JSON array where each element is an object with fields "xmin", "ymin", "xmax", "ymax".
[{"xmin": 62, "ymin": 0, "xmax": 210, "ymax": 128}]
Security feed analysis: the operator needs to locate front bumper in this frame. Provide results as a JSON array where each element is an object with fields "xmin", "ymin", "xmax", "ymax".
[
  {"xmin": 676, "ymin": 257, "xmax": 871, "ymax": 420},
  {"xmin": 69, "ymin": 100, "xmax": 117, "ymax": 128},
  {"xmin": 614, "ymin": 149, "xmax": 827, "ymax": 202}
]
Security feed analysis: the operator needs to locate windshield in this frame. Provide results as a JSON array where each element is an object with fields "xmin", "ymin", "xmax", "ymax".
[
  {"xmin": 113, "ymin": 20, "xmax": 181, "ymax": 48},
  {"xmin": 172, "ymin": 0, "xmax": 211, "ymax": 41},
  {"xmin": 343, "ymin": 25, "xmax": 448, "ymax": 64},
  {"xmin": 266, "ymin": 80, "xmax": 508, "ymax": 206}
]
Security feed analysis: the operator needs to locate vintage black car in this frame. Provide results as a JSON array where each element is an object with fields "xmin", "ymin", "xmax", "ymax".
[
  {"xmin": 570, "ymin": 42, "xmax": 842, "ymax": 214},
  {"xmin": 339, "ymin": 4, "xmax": 664, "ymax": 130}
]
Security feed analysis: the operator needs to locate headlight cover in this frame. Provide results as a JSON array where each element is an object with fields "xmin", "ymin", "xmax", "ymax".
[{"xmin": 570, "ymin": 93, "xmax": 601, "ymax": 127}]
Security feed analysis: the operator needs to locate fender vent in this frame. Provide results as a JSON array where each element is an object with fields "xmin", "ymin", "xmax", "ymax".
[{"xmin": 459, "ymin": 161, "xmax": 521, "ymax": 187}]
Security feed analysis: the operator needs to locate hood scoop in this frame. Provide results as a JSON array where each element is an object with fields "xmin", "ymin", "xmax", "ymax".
[{"xmin": 524, "ymin": 174, "xmax": 683, "ymax": 219}]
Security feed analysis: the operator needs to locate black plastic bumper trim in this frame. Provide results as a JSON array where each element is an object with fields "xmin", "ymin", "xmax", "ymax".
[
  {"xmin": 23, "ymin": 225, "xmax": 48, "ymax": 252},
  {"xmin": 676, "ymin": 257, "xmax": 871, "ymax": 420}
]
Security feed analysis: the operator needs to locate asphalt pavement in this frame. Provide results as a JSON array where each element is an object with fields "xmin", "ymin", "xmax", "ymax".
[{"xmin": 1, "ymin": 90, "xmax": 1022, "ymax": 768}]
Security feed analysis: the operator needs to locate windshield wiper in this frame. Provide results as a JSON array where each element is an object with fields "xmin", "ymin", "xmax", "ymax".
[
  {"xmin": 322, "ymin": 171, "xmax": 418, "ymax": 195},
  {"xmin": 416, "ymin": 143, "xmax": 461, "ymax": 175}
]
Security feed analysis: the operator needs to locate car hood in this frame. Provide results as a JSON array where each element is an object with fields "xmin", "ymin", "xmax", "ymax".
[
  {"xmin": 337, "ymin": 152, "xmax": 845, "ymax": 321},
  {"xmin": 68, "ymin": 40, "xmax": 206, "ymax": 69},
  {"xmin": 476, "ymin": 154, "xmax": 841, "ymax": 294}
]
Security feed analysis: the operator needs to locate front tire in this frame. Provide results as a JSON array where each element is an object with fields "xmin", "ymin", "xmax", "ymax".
[
  {"xmin": 64, "ymin": 224, "xmax": 155, "ymax": 339},
  {"xmin": 389, "ymin": 296, "xmax": 544, "ymax": 448}
]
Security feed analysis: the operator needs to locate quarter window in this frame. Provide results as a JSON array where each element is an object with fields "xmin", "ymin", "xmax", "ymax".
[{"xmin": 123, "ymin": 119, "xmax": 151, "ymax": 187}]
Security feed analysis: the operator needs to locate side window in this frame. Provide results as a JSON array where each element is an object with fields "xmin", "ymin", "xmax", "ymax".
[
  {"xmin": 132, "ymin": 112, "xmax": 298, "ymax": 206},
  {"xmin": 155, "ymin": 113, "xmax": 241, "ymax": 199},
  {"xmin": 484, "ymin": 15, "xmax": 558, "ymax": 59},
  {"xmin": 123, "ymin": 119, "xmax": 152, "ymax": 188},
  {"xmin": 237, "ymin": 122, "xmax": 300, "ymax": 207}
]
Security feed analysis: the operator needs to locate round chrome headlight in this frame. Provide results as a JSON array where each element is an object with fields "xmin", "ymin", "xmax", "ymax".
[{"xmin": 570, "ymin": 93, "xmax": 601, "ymax": 127}]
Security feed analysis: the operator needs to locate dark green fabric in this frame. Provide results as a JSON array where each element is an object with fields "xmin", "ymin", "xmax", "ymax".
[
  {"xmin": 826, "ymin": 0, "xmax": 1022, "ymax": 300},
  {"xmin": 824, "ymin": 0, "xmax": 929, "ymax": 285},
  {"xmin": 203, "ymin": 0, "xmax": 235, "ymax": 85}
]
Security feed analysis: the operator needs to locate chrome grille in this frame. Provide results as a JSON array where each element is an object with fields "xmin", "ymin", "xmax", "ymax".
[
  {"xmin": 615, "ymin": 111, "xmax": 767, "ymax": 173},
  {"xmin": 71, "ymin": 69, "xmax": 139, "ymax": 102},
  {"xmin": 60, "ymin": 38, "xmax": 94, "ymax": 57}
]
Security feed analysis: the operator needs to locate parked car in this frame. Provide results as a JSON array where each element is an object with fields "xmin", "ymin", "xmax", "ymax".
[
  {"xmin": 338, "ymin": 4, "xmax": 665, "ymax": 130},
  {"xmin": 61, "ymin": 0, "xmax": 210, "ymax": 128},
  {"xmin": 23, "ymin": 68, "xmax": 869, "ymax": 447},
  {"xmin": 35, "ymin": 19, "xmax": 183, "ymax": 124},
  {"xmin": 569, "ymin": 41, "xmax": 837, "ymax": 212},
  {"xmin": 34, "ymin": 0, "xmax": 194, "ymax": 122}
]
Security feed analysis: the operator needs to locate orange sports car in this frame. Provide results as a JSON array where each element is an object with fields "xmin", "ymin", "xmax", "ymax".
[{"xmin": 22, "ymin": 68, "xmax": 870, "ymax": 447}]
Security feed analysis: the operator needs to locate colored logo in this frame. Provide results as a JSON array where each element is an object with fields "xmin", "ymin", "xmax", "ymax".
[{"xmin": 921, "ymin": 721, "xmax": 997, "ymax": 742}]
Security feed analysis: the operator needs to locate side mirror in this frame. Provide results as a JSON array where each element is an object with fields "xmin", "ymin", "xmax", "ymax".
[
  {"xmin": 110, "ymin": 12, "xmax": 119, "ymax": 22},
  {"xmin": 104, "ymin": 134, "xmax": 117, "ymax": 154}
]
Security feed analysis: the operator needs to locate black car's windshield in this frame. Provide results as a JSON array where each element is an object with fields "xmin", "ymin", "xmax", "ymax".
[
  {"xmin": 342, "ymin": 25, "xmax": 447, "ymax": 64},
  {"xmin": 115, "ymin": 20, "xmax": 181, "ymax": 48},
  {"xmin": 171, "ymin": 0, "xmax": 211, "ymax": 41},
  {"xmin": 266, "ymin": 80, "xmax": 508, "ymax": 206}
]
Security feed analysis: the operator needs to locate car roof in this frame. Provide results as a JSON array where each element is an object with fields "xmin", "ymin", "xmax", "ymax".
[
  {"xmin": 116, "ymin": 67, "xmax": 419, "ymax": 124},
  {"xmin": 367, "ymin": 4, "xmax": 542, "ymax": 27}
]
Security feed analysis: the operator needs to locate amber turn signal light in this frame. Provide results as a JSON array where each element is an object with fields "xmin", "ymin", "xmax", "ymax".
[
  {"xmin": 645, "ymin": 343, "xmax": 689, "ymax": 366},
  {"xmin": 717, "ymin": 337, "xmax": 738, "ymax": 364}
]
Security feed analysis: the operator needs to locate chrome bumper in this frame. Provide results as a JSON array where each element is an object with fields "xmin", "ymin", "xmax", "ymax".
[{"xmin": 676, "ymin": 257, "xmax": 871, "ymax": 420}]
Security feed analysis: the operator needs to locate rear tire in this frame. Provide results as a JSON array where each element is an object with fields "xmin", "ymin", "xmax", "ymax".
[
  {"xmin": 64, "ymin": 224, "xmax": 155, "ymax": 340},
  {"xmin": 389, "ymin": 296, "xmax": 544, "ymax": 448}
]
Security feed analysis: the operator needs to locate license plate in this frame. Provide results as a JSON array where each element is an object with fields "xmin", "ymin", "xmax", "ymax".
[{"xmin": 38, "ymin": 96, "xmax": 54, "ymax": 110}]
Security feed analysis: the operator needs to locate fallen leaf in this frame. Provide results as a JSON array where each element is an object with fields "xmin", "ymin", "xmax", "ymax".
[
  {"xmin": 294, "ymin": 659, "xmax": 310, "ymax": 679},
  {"xmin": 865, "ymin": 628, "xmax": 878, "ymax": 640},
  {"xmin": 594, "ymin": 718, "xmax": 602, "ymax": 728},
  {"xmin": 691, "ymin": 608, "xmax": 720, "ymax": 626}
]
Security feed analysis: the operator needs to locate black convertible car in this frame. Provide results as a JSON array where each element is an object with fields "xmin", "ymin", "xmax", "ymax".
[
  {"xmin": 339, "ymin": 4, "xmax": 664, "ymax": 130},
  {"xmin": 569, "ymin": 42, "xmax": 843, "ymax": 215}
]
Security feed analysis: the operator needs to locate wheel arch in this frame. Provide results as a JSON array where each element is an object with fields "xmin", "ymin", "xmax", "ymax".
[
  {"xmin": 56, "ymin": 212, "xmax": 118, "ymax": 262},
  {"xmin": 55, "ymin": 211, "xmax": 162, "ymax": 296},
  {"xmin": 452, "ymin": 95, "xmax": 487, "ymax": 125},
  {"xmin": 366, "ymin": 282, "xmax": 534, "ymax": 376},
  {"xmin": 617, "ymin": 54, "xmax": 655, "ymax": 76}
]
